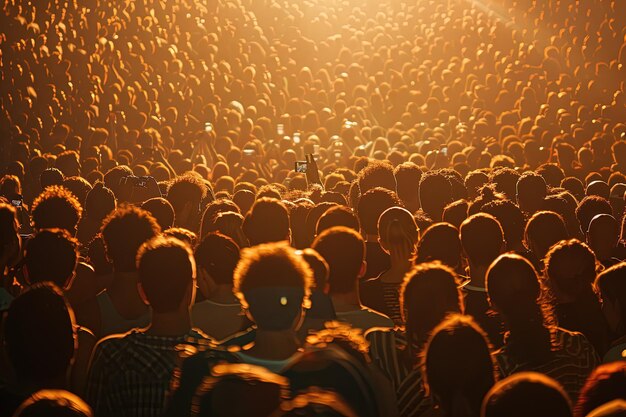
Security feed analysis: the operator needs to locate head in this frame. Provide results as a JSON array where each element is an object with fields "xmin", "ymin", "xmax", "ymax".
[
  {"xmin": 101, "ymin": 205, "xmax": 161, "ymax": 273},
  {"xmin": 482, "ymin": 372, "xmax": 572, "ymax": 417},
  {"xmin": 595, "ymin": 263, "xmax": 626, "ymax": 335},
  {"xmin": 394, "ymin": 162, "xmax": 422, "ymax": 207},
  {"xmin": 312, "ymin": 226, "xmax": 366, "ymax": 295},
  {"xmin": 84, "ymin": 182, "xmax": 115, "ymax": 222},
  {"xmin": 377, "ymin": 206, "xmax": 419, "ymax": 256},
  {"xmin": 481, "ymin": 200, "xmax": 525, "ymax": 251},
  {"xmin": 401, "ymin": 262, "xmax": 464, "ymax": 352},
  {"xmin": 4, "ymin": 283, "xmax": 76, "ymax": 386},
  {"xmin": 357, "ymin": 160, "xmax": 396, "ymax": 194},
  {"xmin": 576, "ymin": 362, "xmax": 626, "ymax": 417},
  {"xmin": 587, "ymin": 214, "xmax": 619, "ymax": 259},
  {"xmin": 424, "ymin": 314, "xmax": 495, "ymax": 417},
  {"xmin": 137, "ymin": 236, "xmax": 196, "ymax": 314},
  {"xmin": 416, "ymin": 222, "xmax": 463, "ymax": 269},
  {"xmin": 200, "ymin": 198, "xmax": 240, "ymax": 239},
  {"xmin": 545, "ymin": 239, "xmax": 597, "ymax": 303},
  {"xmin": 234, "ymin": 242, "xmax": 313, "ymax": 331},
  {"xmin": 242, "ymin": 197, "xmax": 291, "ymax": 245},
  {"xmin": 516, "ymin": 172, "xmax": 547, "ymax": 215},
  {"xmin": 419, "ymin": 170, "xmax": 454, "ymax": 221},
  {"xmin": 166, "ymin": 175, "xmax": 207, "ymax": 231},
  {"xmin": 13, "ymin": 390, "xmax": 93, "ymax": 417},
  {"xmin": 141, "ymin": 197, "xmax": 175, "ymax": 230},
  {"xmin": 194, "ymin": 232, "xmax": 240, "ymax": 291},
  {"xmin": 524, "ymin": 211, "xmax": 568, "ymax": 261},
  {"xmin": 40, "ymin": 168, "xmax": 64, "ymax": 190},
  {"xmin": 460, "ymin": 213, "xmax": 504, "ymax": 270},
  {"xmin": 316, "ymin": 205, "xmax": 360, "ymax": 236},
  {"xmin": 31, "ymin": 186, "xmax": 82, "ymax": 235},
  {"xmin": 0, "ymin": 202, "xmax": 21, "ymax": 268},
  {"xmin": 576, "ymin": 196, "xmax": 612, "ymax": 236},
  {"xmin": 25, "ymin": 229, "xmax": 78, "ymax": 289},
  {"xmin": 356, "ymin": 187, "xmax": 401, "ymax": 236}
]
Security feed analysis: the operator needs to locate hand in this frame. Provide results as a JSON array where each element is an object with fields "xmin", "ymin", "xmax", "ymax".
[{"xmin": 305, "ymin": 153, "xmax": 323, "ymax": 188}]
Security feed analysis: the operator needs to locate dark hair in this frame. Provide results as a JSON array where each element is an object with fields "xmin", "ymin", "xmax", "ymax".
[
  {"xmin": 576, "ymin": 196, "xmax": 612, "ymax": 234},
  {"xmin": 141, "ymin": 197, "xmax": 175, "ymax": 230},
  {"xmin": 31, "ymin": 186, "xmax": 83, "ymax": 234},
  {"xmin": 401, "ymin": 262, "xmax": 463, "ymax": 363},
  {"xmin": 0, "ymin": 202, "xmax": 20, "ymax": 267},
  {"xmin": 595, "ymin": 263, "xmax": 626, "ymax": 337},
  {"xmin": 357, "ymin": 160, "xmax": 396, "ymax": 194},
  {"xmin": 377, "ymin": 206, "xmax": 419, "ymax": 249},
  {"xmin": 85, "ymin": 182, "xmax": 116, "ymax": 221},
  {"xmin": 101, "ymin": 205, "xmax": 161, "ymax": 272},
  {"xmin": 316, "ymin": 205, "xmax": 360, "ymax": 235},
  {"xmin": 460, "ymin": 213, "xmax": 504, "ymax": 267},
  {"xmin": 481, "ymin": 200, "xmax": 525, "ymax": 251},
  {"xmin": 62, "ymin": 176, "xmax": 92, "ymax": 205},
  {"xmin": 40, "ymin": 168, "xmax": 64, "ymax": 189},
  {"xmin": 166, "ymin": 175, "xmax": 207, "ymax": 211},
  {"xmin": 242, "ymin": 198, "xmax": 290, "ymax": 245},
  {"xmin": 137, "ymin": 236, "xmax": 195, "ymax": 313},
  {"xmin": 312, "ymin": 226, "xmax": 365, "ymax": 294},
  {"xmin": 356, "ymin": 187, "xmax": 401, "ymax": 235},
  {"xmin": 4, "ymin": 283, "xmax": 76, "ymax": 384},
  {"xmin": 416, "ymin": 222, "xmax": 463, "ymax": 269},
  {"xmin": 234, "ymin": 242, "xmax": 312, "ymax": 330},
  {"xmin": 13, "ymin": 390, "xmax": 93, "ymax": 417},
  {"xmin": 25, "ymin": 229, "xmax": 78, "ymax": 288},
  {"xmin": 524, "ymin": 211, "xmax": 568, "ymax": 260},
  {"xmin": 490, "ymin": 168, "xmax": 520, "ymax": 201},
  {"xmin": 300, "ymin": 248, "xmax": 330, "ymax": 292},
  {"xmin": 516, "ymin": 172, "xmax": 547, "ymax": 214},
  {"xmin": 424, "ymin": 314, "xmax": 495, "ymax": 417},
  {"xmin": 194, "ymin": 233, "xmax": 240, "ymax": 286},
  {"xmin": 419, "ymin": 170, "xmax": 453, "ymax": 222},
  {"xmin": 443, "ymin": 199, "xmax": 469, "ymax": 229},
  {"xmin": 192, "ymin": 363, "xmax": 289, "ymax": 417},
  {"xmin": 394, "ymin": 162, "xmax": 422, "ymax": 203},
  {"xmin": 576, "ymin": 362, "xmax": 626, "ymax": 417},
  {"xmin": 482, "ymin": 372, "xmax": 572, "ymax": 417},
  {"xmin": 487, "ymin": 254, "xmax": 552, "ymax": 364}
]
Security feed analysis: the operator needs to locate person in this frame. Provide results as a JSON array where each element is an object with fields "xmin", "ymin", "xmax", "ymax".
[
  {"xmin": 524, "ymin": 211, "xmax": 569, "ymax": 266},
  {"xmin": 516, "ymin": 172, "xmax": 548, "ymax": 217},
  {"xmin": 312, "ymin": 226, "xmax": 393, "ymax": 332},
  {"xmin": 481, "ymin": 372, "xmax": 573, "ymax": 417},
  {"xmin": 368, "ymin": 262, "xmax": 464, "ymax": 417},
  {"xmin": 229, "ymin": 241, "xmax": 313, "ymax": 372},
  {"xmin": 24, "ymin": 229, "xmax": 78, "ymax": 289},
  {"xmin": 192, "ymin": 232, "xmax": 246, "ymax": 341},
  {"xmin": 423, "ymin": 314, "xmax": 496, "ymax": 417},
  {"xmin": 141, "ymin": 197, "xmax": 175, "ymax": 231},
  {"xmin": 415, "ymin": 222, "xmax": 464, "ymax": 273},
  {"xmin": 0, "ymin": 203, "xmax": 21, "ymax": 311},
  {"xmin": 460, "ymin": 213, "xmax": 505, "ymax": 348},
  {"xmin": 76, "ymin": 182, "xmax": 116, "ymax": 246},
  {"xmin": 86, "ymin": 236, "xmax": 209, "ymax": 417},
  {"xmin": 166, "ymin": 175, "xmax": 206, "ymax": 233},
  {"xmin": 576, "ymin": 362, "xmax": 626, "ymax": 417},
  {"xmin": 191, "ymin": 363, "xmax": 289, "ymax": 417},
  {"xmin": 361, "ymin": 207, "xmax": 419, "ymax": 325},
  {"xmin": 13, "ymin": 390, "xmax": 93, "ymax": 417},
  {"xmin": 419, "ymin": 171, "xmax": 453, "ymax": 222},
  {"xmin": 487, "ymin": 253, "xmax": 599, "ymax": 400},
  {"xmin": 30, "ymin": 186, "xmax": 82, "ymax": 236},
  {"xmin": 586, "ymin": 400, "xmax": 626, "ymax": 417},
  {"xmin": 594, "ymin": 263, "xmax": 626, "ymax": 363},
  {"xmin": 280, "ymin": 389, "xmax": 360, "ymax": 417},
  {"xmin": 544, "ymin": 239, "xmax": 609, "ymax": 356},
  {"xmin": 242, "ymin": 198, "xmax": 291, "ymax": 245},
  {"xmin": 79, "ymin": 206, "xmax": 160, "ymax": 338},
  {"xmin": 1, "ymin": 283, "xmax": 77, "ymax": 417},
  {"xmin": 587, "ymin": 214, "xmax": 621, "ymax": 268}
]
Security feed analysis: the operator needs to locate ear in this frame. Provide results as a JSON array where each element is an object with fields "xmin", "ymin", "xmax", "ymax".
[
  {"xmin": 357, "ymin": 260, "xmax": 367, "ymax": 279},
  {"xmin": 137, "ymin": 283, "xmax": 150, "ymax": 306}
]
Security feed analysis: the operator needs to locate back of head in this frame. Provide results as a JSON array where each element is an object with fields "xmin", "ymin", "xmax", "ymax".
[
  {"xmin": 312, "ymin": 226, "xmax": 365, "ymax": 295},
  {"xmin": 460, "ymin": 213, "xmax": 504, "ymax": 268},
  {"xmin": 193, "ymin": 363, "xmax": 289, "ymax": 417},
  {"xmin": 401, "ymin": 262, "xmax": 463, "ymax": 350},
  {"xmin": 300, "ymin": 248, "xmax": 330, "ymax": 293},
  {"xmin": 595, "ymin": 263, "xmax": 626, "ymax": 334},
  {"xmin": 419, "ymin": 170, "xmax": 453, "ymax": 221},
  {"xmin": 482, "ymin": 372, "xmax": 572, "ymax": 417},
  {"xmin": 524, "ymin": 211, "xmax": 568, "ymax": 260},
  {"xmin": 394, "ymin": 161, "xmax": 422, "ymax": 202},
  {"xmin": 416, "ymin": 222, "xmax": 463, "ymax": 269},
  {"xmin": 101, "ymin": 205, "xmax": 161, "ymax": 272},
  {"xmin": 25, "ymin": 229, "xmax": 78, "ymax": 289},
  {"xmin": 356, "ymin": 187, "xmax": 400, "ymax": 236},
  {"xmin": 357, "ymin": 160, "xmax": 396, "ymax": 194},
  {"xmin": 4, "ymin": 283, "xmax": 75, "ymax": 386},
  {"xmin": 32, "ymin": 186, "xmax": 83, "ymax": 235},
  {"xmin": 586, "ymin": 400, "xmax": 626, "ymax": 417},
  {"xmin": 243, "ymin": 197, "xmax": 290, "ymax": 245},
  {"xmin": 281, "ymin": 389, "xmax": 359, "ymax": 417},
  {"xmin": 137, "ymin": 236, "xmax": 195, "ymax": 313},
  {"xmin": 576, "ymin": 196, "xmax": 612, "ymax": 235},
  {"xmin": 200, "ymin": 198, "xmax": 240, "ymax": 238},
  {"xmin": 234, "ymin": 242, "xmax": 312, "ymax": 330},
  {"xmin": 14, "ymin": 390, "xmax": 93, "ymax": 417},
  {"xmin": 141, "ymin": 197, "xmax": 175, "ymax": 230},
  {"xmin": 166, "ymin": 175, "xmax": 206, "ymax": 213},
  {"xmin": 588, "ymin": 214, "xmax": 619, "ymax": 252},
  {"xmin": 40, "ymin": 168, "xmax": 64, "ymax": 189},
  {"xmin": 316, "ymin": 205, "xmax": 360, "ymax": 236},
  {"xmin": 85, "ymin": 182, "xmax": 115, "ymax": 221},
  {"xmin": 377, "ymin": 206, "xmax": 419, "ymax": 250},
  {"xmin": 545, "ymin": 239, "xmax": 597, "ymax": 300},
  {"xmin": 424, "ymin": 314, "xmax": 495, "ymax": 417},
  {"xmin": 194, "ymin": 232, "xmax": 240, "ymax": 286},
  {"xmin": 481, "ymin": 199, "xmax": 525, "ymax": 250},
  {"xmin": 516, "ymin": 171, "xmax": 547, "ymax": 214},
  {"xmin": 576, "ymin": 362, "xmax": 626, "ymax": 417},
  {"xmin": 103, "ymin": 165, "xmax": 133, "ymax": 198}
]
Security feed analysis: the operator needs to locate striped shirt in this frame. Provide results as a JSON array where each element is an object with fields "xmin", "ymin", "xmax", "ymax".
[
  {"xmin": 86, "ymin": 329, "xmax": 211, "ymax": 417},
  {"xmin": 495, "ymin": 327, "xmax": 599, "ymax": 401}
]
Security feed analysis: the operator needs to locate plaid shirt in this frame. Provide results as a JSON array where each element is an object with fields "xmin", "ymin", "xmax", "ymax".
[{"xmin": 86, "ymin": 329, "xmax": 210, "ymax": 417}]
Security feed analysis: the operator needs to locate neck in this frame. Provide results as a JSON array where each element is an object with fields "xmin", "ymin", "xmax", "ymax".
[
  {"xmin": 210, "ymin": 285, "xmax": 237, "ymax": 303},
  {"xmin": 144, "ymin": 310, "xmax": 192, "ymax": 337},
  {"xmin": 363, "ymin": 233, "xmax": 378, "ymax": 242},
  {"xmin": 468, "ymin": 264, "xmax": 488, "ymax": 288},
  {"xmin": 331, "ymin": 290, "xmax": 361, "ymax": 311},
  {"xmin": 109, "ymin": 271, "xmax": 147, "ymax": 308},
  {"xmin": 248, "ymin": 329, "xmax": 300, "ymax": 360}
]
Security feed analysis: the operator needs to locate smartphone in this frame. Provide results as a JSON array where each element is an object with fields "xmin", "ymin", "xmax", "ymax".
[
  {"xmin": 243, "ymin": 148, "xmax": 256, "ymax": 157},
  {"xmin": 295, "ymin": 161, "xmax": 308, "ymax": 173},
  {"xmin": 440, "ymin": 147, "xmax": 448, "ymax": 156},
  {"xmin": 293, "ymin": 132, "xmax": 301, "ymax": 144},
  {"xmin": 11, "ymin": 199, "xmax": 22, "ymax": 208},
  {"xmin": 204, "ymin": 122, "xmax": 213, "ymax": 133},
  {"xmin": 277, "ymin": 124, "xmax": 284, "ymax": 136}
]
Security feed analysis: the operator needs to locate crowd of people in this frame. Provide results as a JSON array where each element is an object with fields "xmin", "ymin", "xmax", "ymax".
[{"xmin": 1, "ymin": 0, "xmax": 626, "ymax": 415}]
